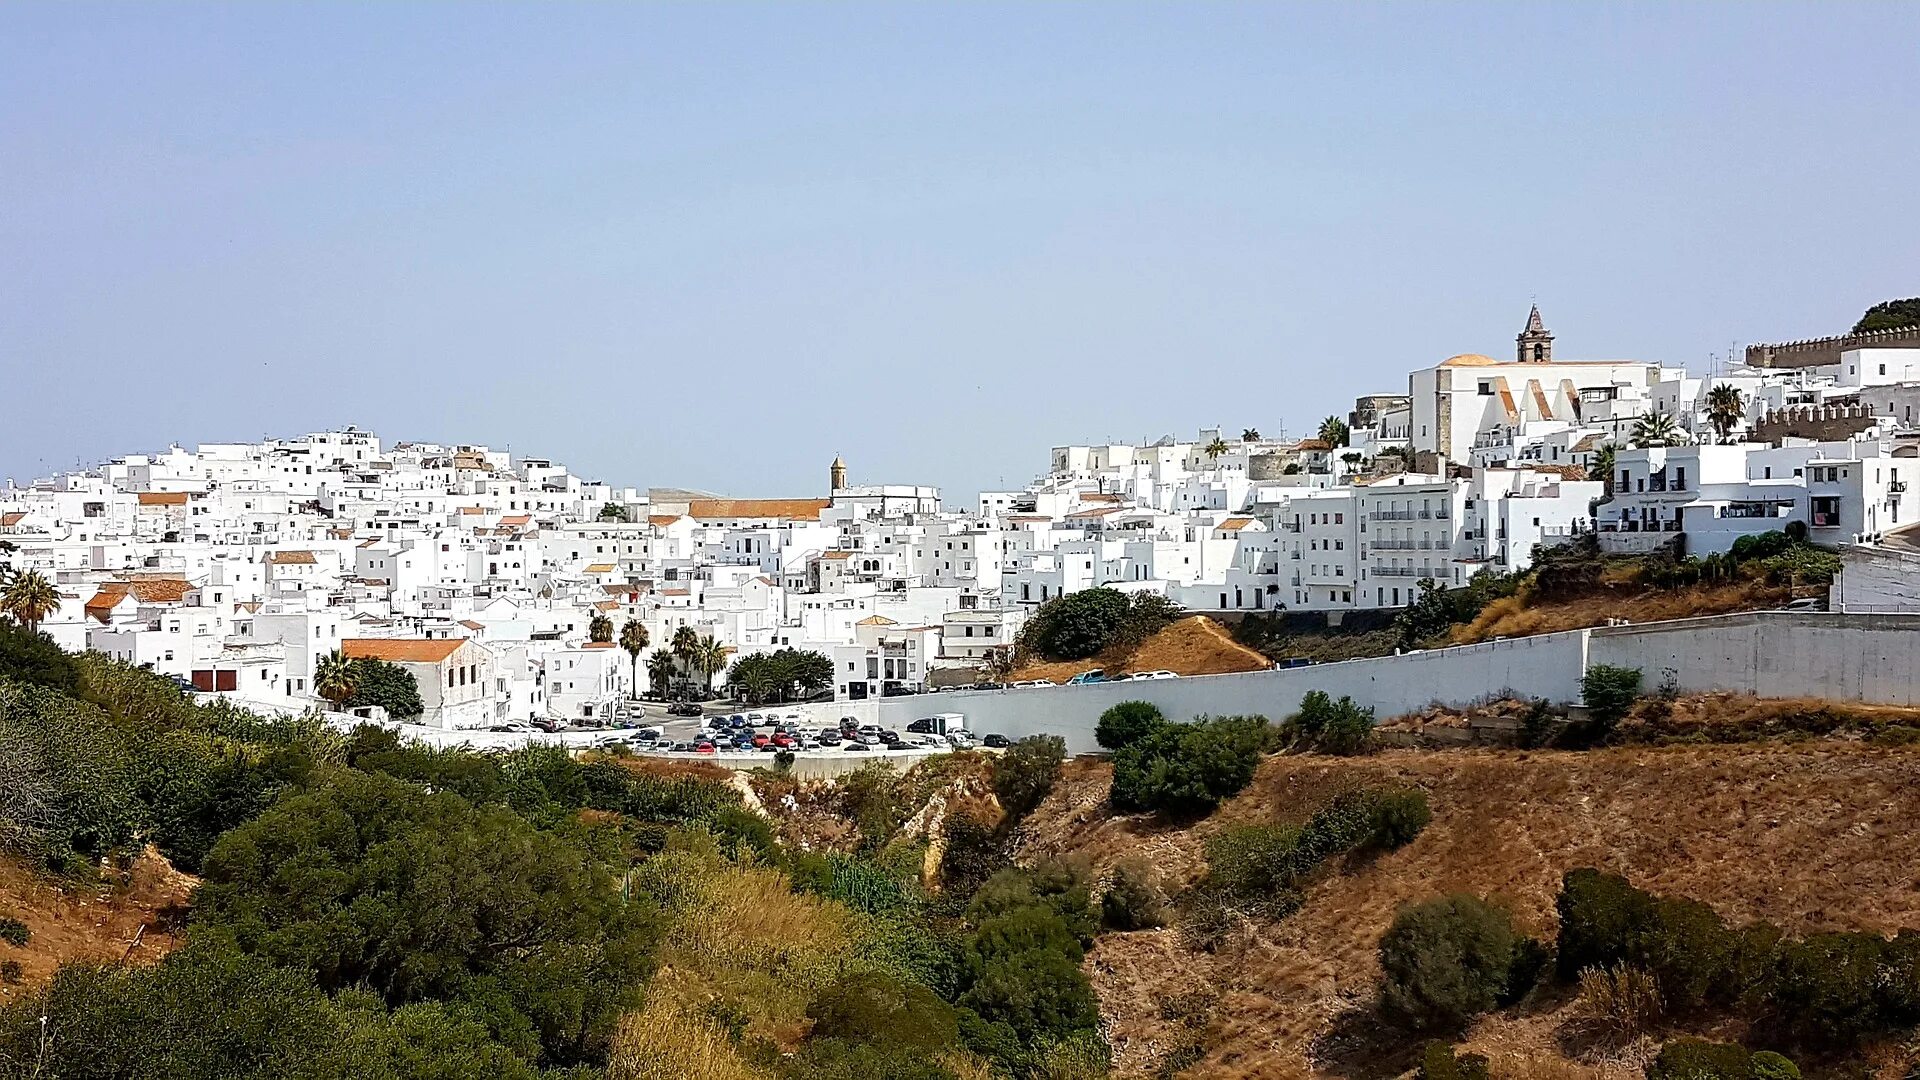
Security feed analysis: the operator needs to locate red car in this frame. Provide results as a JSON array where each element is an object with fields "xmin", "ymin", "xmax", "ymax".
[
  {"xmin": 751, "ymin": 733, "xmax": 771, "ymax": 749},
  {"xmin": 771, "ymin": 733, "xmax": 797, "ymax": 749},
  {"xmin": 693, "ymin": 741, "xmax": 716, "ymax": 755}
]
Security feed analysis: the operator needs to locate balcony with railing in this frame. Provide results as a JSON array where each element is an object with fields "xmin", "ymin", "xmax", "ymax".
[{"xmin": 1371, "ymin": 510, "xmax": 1416, "ymax": 521}]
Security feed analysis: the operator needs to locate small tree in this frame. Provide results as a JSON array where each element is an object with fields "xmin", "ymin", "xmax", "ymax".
[
  {"xmin": 1095, "ymin": 701, "xmax": 1166, "ymax": 751},
  {"xmin": 314, "ymin": 650, "xmax": 360, "ymax": 711},
  {"xmin": 1317, "ymin": 416, "xmax": 1351, "ymax": 448},
  {"xmin": 596, "ymin": 503, "xmax": 629, "ymax": 522},
  {"xmin": 341, "ymin": 659, "xmax": 424, "ymax": 721},
  {"xmin": 1580, "ymin": 664, "xmax": 1643, "ymax": 734},
  {"xmin": 588, "ymin": 612, "xmax": 614, "ymax": 643},
  {"xmin": 993, "ymin": 735, "xmax": 1066, "ymax": 820},
  {"xmin": 1099, "ymin": 859, "xmax": 1167, "ymax": 931},
  {"xmin": 1110, "ymin": 715, "xmax": 1272, "ymax": 816},
  {"xmin": 1378, "ymin": 894, "xmax": 1541, "ymax": 1030}
]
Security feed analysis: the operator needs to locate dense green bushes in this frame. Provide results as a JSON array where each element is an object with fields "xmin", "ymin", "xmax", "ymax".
[
  {"xmin": 1094, "ymin": 700, "xmax": 1164, "ymax": 751},
  {"xmin": 1646, "ymin": 1039, "xmax": 1799, "ymax": 1080},
  {"xmin": 1285, "ymin": 690, "xmax": 1375, "ymax": 755},
  {"xmin": 993, "ymin": 735, "xmax": 1066, "ymax": 819},
  {"xmin": 341, "ymin": 658, "xmax": 425, "ymax": 720},
  {"xmin": 0, "ymin": 621, "xmax": 79, "ymax": 694},
  {"xmin": 1378, "ymin": 894, "xmax": 1544, "ymax": 1030},
  {"xmin": 1557, "ymin": 868, "xmax": 1920, "ymax": 1049},
  {"xmin": 1014, "ymin": 587, "xmax": 1181, "ymax": 662},
  {"xmin": 0, "ymin": 917, "xmax": 27, "ymax": 947},
  {"xmin": 1109, "ymin": 714, "xmax": 1273, "ymax": 815},
  {"xmin": 1580, "ymin": 664, "xmax": 1643, "ymax": 733}
]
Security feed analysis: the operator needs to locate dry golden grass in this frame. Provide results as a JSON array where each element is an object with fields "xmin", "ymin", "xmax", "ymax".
[
  {"xmin": 673, "ymin": 863, "xmax": 851, "ymax": 973},
  {"xmin": 1454, "ymin": 580, "xmax": 1787, "ymax": 644},
  {"xmin": 1570, "ymin": 965, "xmax": 1662, "ymax": 1045},
  {"xmin": 606, "ymin": 997, "xmax": 770, "ymax": 1080},
  {"xmin": 1040, "ymin": 742, "xmax": 1920, "ymax": 1079},
  {"xmin": 1011, "ymin": 616, "xmax": 1271, "ymax": 683}
]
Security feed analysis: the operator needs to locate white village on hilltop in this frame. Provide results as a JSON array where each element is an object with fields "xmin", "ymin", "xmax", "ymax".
[{"xmin": 4, "ymin": 308, "xmax": 1919, "ymax": 731}]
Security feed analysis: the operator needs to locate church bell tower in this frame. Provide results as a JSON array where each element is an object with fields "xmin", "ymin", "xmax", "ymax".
[
  {"xmin": 829, "ymin": 454, "xmax": 847, "ymax": 492},
  {"xmin": 1517, "ymin": 304, "xmax": 1554, "ymax": 363}
]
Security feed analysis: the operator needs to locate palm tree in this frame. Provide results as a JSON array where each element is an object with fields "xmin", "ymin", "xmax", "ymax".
[
  {"xmin": 1241, "ymin": 428, "xmax": 1261, "ymax": 443},
  {"xmin": 1630, "ymin": 410, "xmax": 1684, "ymax": 448},
  {"xmin": 314, "ymin": 649, "xmax": 360, "ymax": 711},
  {"xmin": 1705, "ymin": 384, "xmax": 1745, "ymax": 444},
  {"xmin": 1589, "ymin": 443, "xmax": 1620, "ymax": 495},
  {"xmin": 0, "ymin": 569, "xmax": 61, "ymax": 632},
  {"xmin": 618, "ymin": 620, "xmax": 648, "ymax": 698},
  {"xmin": 1203, "ymin": 437, "xmax": 1230, "ymax": 462},
  {"xmin": 588, "ymin": 612, "xmax": 613, "ymax": 643},
  {"xmin": 1317, "ymin": 416, "xmax": 1351, "ymax": 448},
  {"xmin": 730, "ymin": 655, "xmax": 776, "ymax": 704},
  {"xmin": 692, "ymin": 635, "xmax": 729, "ymax": 696},
  {"xmin": 645, "ymin": 651, "xmax": 676, "ymax": 697}
]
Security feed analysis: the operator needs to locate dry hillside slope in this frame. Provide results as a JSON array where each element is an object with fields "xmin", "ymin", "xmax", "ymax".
[
  {"xmin": 1012, "ymin": 615, "xmax": 1272, "ymax": 683},
  {"xmin": 0, "ymin": 847, "xmax": 192, "ymax": 1004},
  {"xmin": 1018, "ymin": 744, "xmax": 1920, "ymax": 1079}
]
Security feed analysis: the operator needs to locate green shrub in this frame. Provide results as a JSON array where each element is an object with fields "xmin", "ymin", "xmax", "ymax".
[
  {"xmin": 1580, "ymin": 664, "xmax": 1643, "ymax": 734},
  {"xmin": 1095, "ymin": 701, "xmax": 1166, "ymax": 751},
  {"xmin": 1366, "ymin": 787, "xmax": 1433, "ymax": 848},
  {"xmin": 0, "ymin": 621, "xmax": 80, "ymax": 694},
  {"xmin": 807, "ymin": 970, "xmax": 959, "ymax": 1051},
  {"xmin": 1289, "ymin": 690, "xmax": 1375, "ymax": 755},
  {"xmin": 1378, "ymin": 894, "xmax": 1539, "ymax": 1030},
  {"xmin": 1554, "ymin": 868, "xmax": 1753, "ymax": 1015},
  {"xmin": 993, "ymin": 735, "xmax": 1066, "ymax": 820},
  {"xmin": 1099, "ymin": 859, "xmax": 1167, "ymax": 931},
  {"xmin": 1204, "ymin": 824, "xmax": 1304, "ymax": 910},
  {"xmin": 1645, "ymin": 1038, "xmax": 1799, "ymax": 1080},
  {"xmin": 1418, "ymin": 1041, "xmax": 1490, "ymax": 1080},
  {"xmin": 1109, "ymin": 714, "xmax": 1272, "ymax": 816},
  {"xmin": 339, "ymin": 658, "xmax": 424, "ymax": 721},
  {"xmin": 795, "ymin": 852, "xmax": 921, "ymax": 916},
  {"xmin": 0, "ymin": 960, "xmax": 18, "ymax": 985},
  {"xmin": 0, "ymin": 917, "xmax": 27, "ymax": 947},
  {"xmin": 1767, "ymin": 931, "xmax": 1892, "ymax": 1045},
  {"xmin": 959, "ymin": 903, "xmax": 1100, "ymax": 1044},
  {"xmin": 936, "ymin": 810, "xmax": 1007, "ymax": 904}
]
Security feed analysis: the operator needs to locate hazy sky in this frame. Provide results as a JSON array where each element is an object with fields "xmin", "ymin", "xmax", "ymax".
[{"xmin": 5, "ymin": 4, "xmax": 1917, "ymax": 499}]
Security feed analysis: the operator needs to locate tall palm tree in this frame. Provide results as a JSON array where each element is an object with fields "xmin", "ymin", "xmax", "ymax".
[
  {"xmin": 692, "ymin": 635, "xmax": 729, "ymax": 695},
  {"xmin": 645, "ymin": 651, "xmax": 676, "ymax": 697},
  {"xmin": 1705, "ymin": 384, "xmax": 1745, "ymax": 444},
  {"xmin": 1203, "ymin": 437, "xmax": 1230, "ymax": 462},
  {"xmin": 1317, "ymin": 416, "xmax": 1351, "ymax": 448},
  {"xmin": 1240, "ymin": 428, "xmax": 1261, "ymax": 443},
  {"xmin": 314, "ymin": 649, "xmax": 360, "ymax": 711},
  {"xmin": 1589, "ymin": 443, "xmax": 1620, "ymax": 495},
  {"xmin": 0, "ymin": 570, "xmax": 61, "ymax": 632},
  {"xmin": 1630, "ymin": 410, "xmax": 1684, "ymax": 448},
  {"xmin": 618, "ymin": 620, "xmax": 648, "ymax": 698}
]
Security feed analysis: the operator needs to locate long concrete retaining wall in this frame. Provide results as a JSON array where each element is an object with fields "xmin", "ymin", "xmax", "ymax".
[
  {"xmin": 1587, "ymin": 611, "xmax": 1920, "ymax": 706},
  {"xmin": 803, "ymin": 612, "xmax": 1920, "ymax": 753}
]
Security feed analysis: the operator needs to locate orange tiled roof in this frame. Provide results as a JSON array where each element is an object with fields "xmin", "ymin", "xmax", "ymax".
[
  {"xmin": 818, "ymin": 550, "xmax": 855, "ymax": 560},
  {"xmin": 458, "ymin": 506, "xmax": 486, "ymax": 515},
  {"xmin": 687, "ymin": 498, "xmax": 831, "ymax": 521},
  {"xmin": 1080, "ymin": 493, "xmax": 1124, "ymax": 503},
  {"xmin": 342, "ymin": 638, "xmax": 467, "ymax": 663},
  {"xmin": 1065, "ymin": 507, "xmax": 1122, "ymax": 519},
  {"xmin": 582, "ymin": 563, "xmax": 616, "ymax": 574},
  {"xmin": 499, "ymin": 514, "xmax": 531, "ymax": 526},
  {"xmin": 137, "ymin": 492, "xmax": 189, "ymax": 506},
  {"xmin": 648, "ymin": 514, "xmax": 681, "ymax": 526},
  {"xmin": 1217, "ymin": 517, "xmax": 1255, "ymax": 531},
  {"xmin": 459, "ymin": 620, "xmax": 485, "ymax": 631},
  {"xmin": 593, "ymin": 600, "xmax": 619, "ymax": 611},
  {"xmin": 856, "ymin": 614, "xmax": 898, "ymax": 626},
  {"xmin": 582, "ymin": 641, "xmax": 616, "ymax": 649},
  {"xmin": 266, "ymin": 550, "xmax": 317, "ymax": 565},
  {"xmin": 0, "ymin": 513, "xmax": 24, "ymax": 526}
]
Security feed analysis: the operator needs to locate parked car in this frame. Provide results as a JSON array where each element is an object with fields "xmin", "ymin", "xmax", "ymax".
[
  {"xmin": 1782, "ymin": 597, "xmax": 1827, "ymax": 612},
  {"xmin": 693, "ymin": 740, "xmax": 716, "ymax": 754},
  {"xmin": 667, "ymin": 701, "xmax": 701, "ymax": 717},
  {"xmin": 844, "ymin": 741, "xmax": 871, "ymax": 752},
  {"xmin": 1135, "ymin": 669, "xmax": 1178, "ymax": 680},
  {"xmin": 751, "ymin": 733, "xmax": 771, "ymax": 749},
  {"xmin": 772, "ymin": 733, "xmax": 797, "ymax": 749},
  {"xmin": 817, "ymin": 730, "xmax": 843, "ymax": 746},
  {"xmin": 981, "ymin": 733, "xmax": 1011, "ymax": 748},
  {"xmin": 1065, "ymin": 669, "xmax": 1106, "ymax": 685},
  {"xmin": 669, "ymin": 741, "xmax": 695, "ymax": 752},
  {"xmin": 1106, "ymin": 673, "xmax": 1135, "ymax": 683},
  {"xmin": 945, "ymin": 731, "xmax": 976, "ymax": 749}
]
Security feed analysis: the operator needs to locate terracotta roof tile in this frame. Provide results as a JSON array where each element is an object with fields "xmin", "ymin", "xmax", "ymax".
[
  {"xmin": 1217, "ymin": 517, "xmax": 1256, "ymax": 531},
  {"xmin": 266, "ymin": 550, "xmax": 317, "ymax": 565},
  {"xmin": 137, "ymin": 492, "xmax": 189, "ymax": 506},
  {"xmin": 818, "ymin": 550, "xmax": 855, "ymax": 560},
  {"xmin": 687, "ymin": 498, "xmax": 831, "ymax": 521},
  {"xmin": 648, "ymin": 514, "xmax": 681, "ymax": 526},
  {"xmin": 342, "ymin": 638, "xmax": 467, "ymax": 663},
  {"xmin": 582, "ymin": 563, "xmax": 617, "ymax": 573},
  {"xmin": 0, "ymin": 513, "xmax": 25, "ymax": 526}
]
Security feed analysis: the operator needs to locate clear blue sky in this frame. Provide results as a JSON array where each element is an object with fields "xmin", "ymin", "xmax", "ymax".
[{"xmin": 5, "ymin": 4, "xmax": 1916, "ymax": 499}]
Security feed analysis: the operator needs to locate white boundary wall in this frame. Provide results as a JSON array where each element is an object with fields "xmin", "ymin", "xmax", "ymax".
[
  {"xmin": 811, "ymin": 613, "xmax": 1920, "ymax": 753},
  {"xmin": 1587, "ymin": 612, "xmax": 1920, "ymax": 706}
]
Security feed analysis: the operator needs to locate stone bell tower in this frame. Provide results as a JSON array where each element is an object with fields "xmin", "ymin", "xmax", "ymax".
[
  {"xmin": 1517, "ymin": 303, "xmax": 1554, "ymax": 363},
  {"xmin": 829, "ymin": 454, "xmax": 847, "ymax": 492}
]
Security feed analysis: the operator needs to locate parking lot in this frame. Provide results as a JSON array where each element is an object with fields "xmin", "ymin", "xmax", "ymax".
[{"xmin": 464, "ymin": 699, "xmax": 995, "ymax": 761}]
